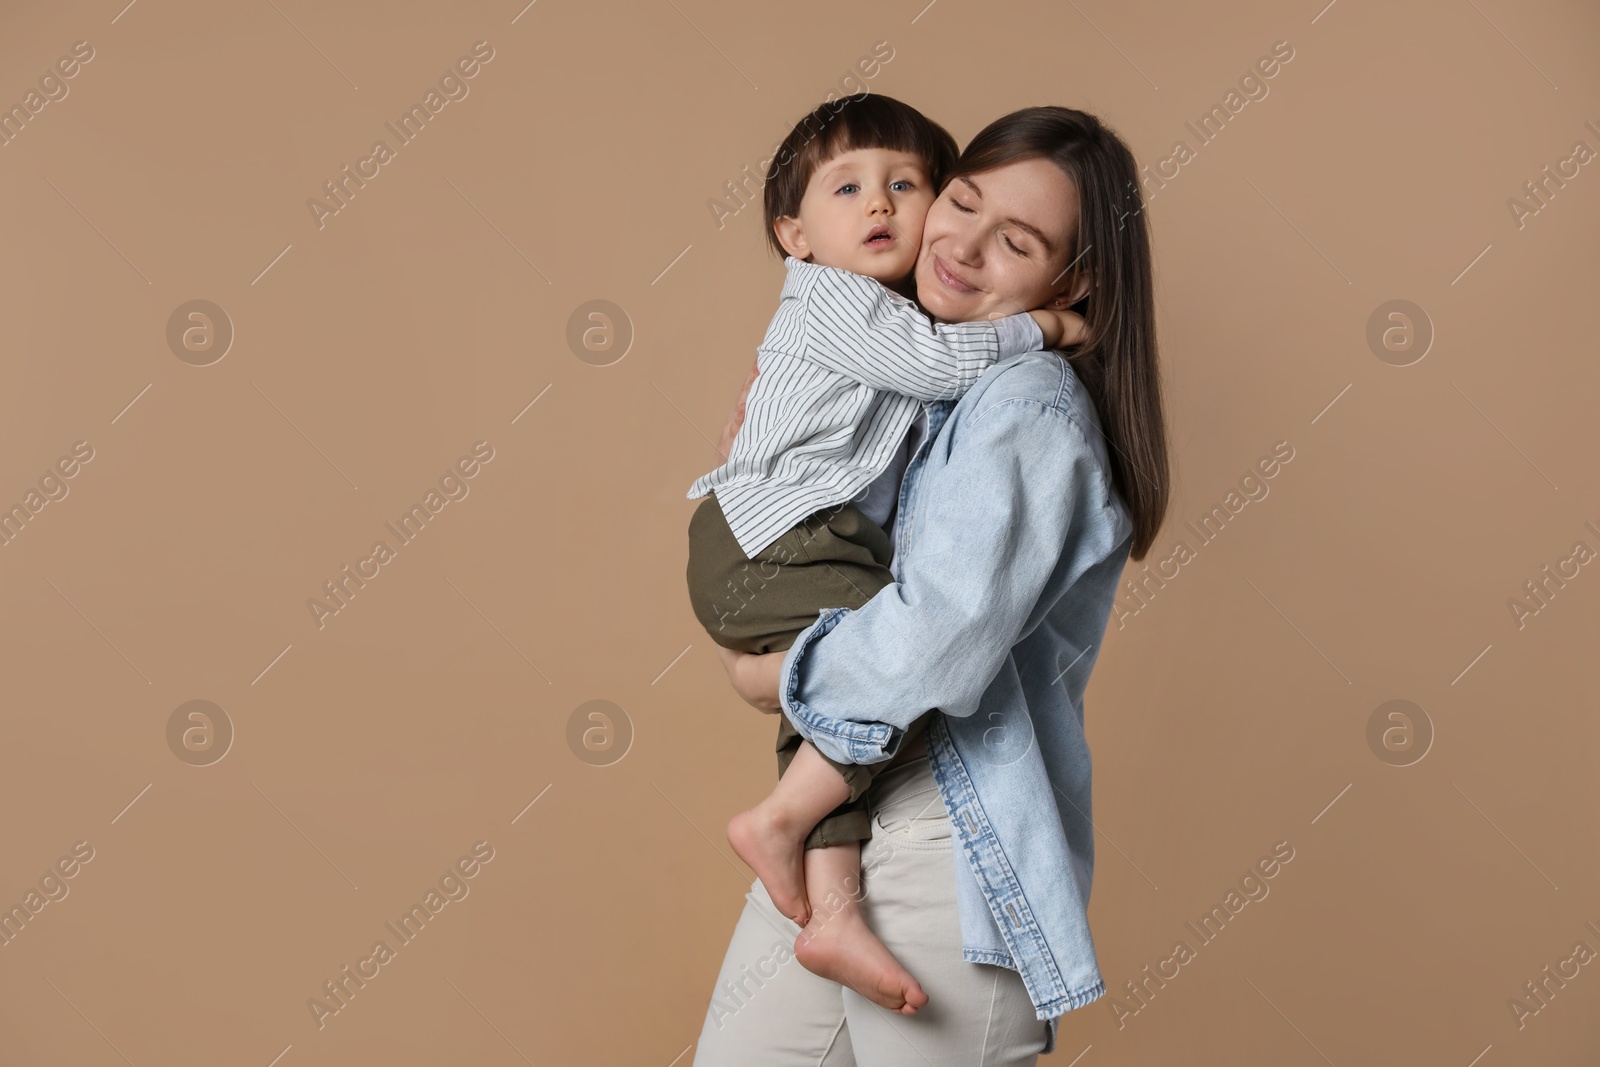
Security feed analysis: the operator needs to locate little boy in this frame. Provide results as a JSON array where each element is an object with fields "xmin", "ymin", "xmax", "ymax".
[{"xmin": 684, "ymin": 94, "xmax": 1081, "ymax": 1013}]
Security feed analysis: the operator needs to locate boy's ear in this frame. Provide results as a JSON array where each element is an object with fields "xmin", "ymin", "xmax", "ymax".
[{"xmin": 773, "ymin": 215, "xmax": 810, "ymax": 260}]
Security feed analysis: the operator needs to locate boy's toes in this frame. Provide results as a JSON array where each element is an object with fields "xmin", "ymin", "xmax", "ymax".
[
  {"xmin": 899, "ymin": 979, "xmax": 929, "ymax": 1013},
  {"xmin": 880, "ymin": 973, "xmax": 928, "ymax": 1015},
  {"xmin": 766, "ymin": 877, "xmax": 810, "ymax": 927},
  {"xmin": 772, "ymin": 890, "xmax": 809, "ymax": 926}
]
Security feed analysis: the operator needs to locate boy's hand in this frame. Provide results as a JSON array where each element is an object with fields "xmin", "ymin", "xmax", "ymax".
[
  {"xmin": 717, "ymin": 358, "xmax": 759, "ymax": 459},
  {"xmin": 1026, "ymin": 308, "xmax": 1087, "ymax": 349}
]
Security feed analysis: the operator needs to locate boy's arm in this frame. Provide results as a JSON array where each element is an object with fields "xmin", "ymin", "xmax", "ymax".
[{"xmin": 797, "ymin": 266, "xmax": 1043, "ymax": 401}]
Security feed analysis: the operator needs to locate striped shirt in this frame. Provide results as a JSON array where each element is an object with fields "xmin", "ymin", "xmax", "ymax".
[{"xmin": 686, "ymin": 255, "xmax": 1042, "ymax": 559}]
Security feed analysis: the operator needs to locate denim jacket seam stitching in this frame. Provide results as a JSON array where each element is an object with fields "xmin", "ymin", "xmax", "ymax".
[
  {"xmin": 1053, "ymin": 353, "xmax": 1074, "ymax": 410},
  {"xmin": 966, "ymin": 748, "xmax": 1068, "ymax": 998},
  {"xmin": 972, "ymin": 395, "xmax": 1045, "ymax": 427},
  {"xmin": 790, "ymin": 702, "xmax": 889, "ymax": 745},
  {"xmin": 978, "ymin": 395, "xmax": 1120, "ymax": 522},
  {"xmin": 1041, "ymin": 979, "xmax": 1107, "ymax": 1015},
  {"xmin": 972, "ymin": 394, "xmax": 1090, "ymax": 441},
  {"xmin": 939, "ymin": 724, "xmax": 1071, "ymax": 1000},
  {"xmin": 783, "ymin": 607, "xmax": 893, "ymax": 755},
  {"xmin": 892, "ymin": 400, "xmax": 948, "ymax": 573}
]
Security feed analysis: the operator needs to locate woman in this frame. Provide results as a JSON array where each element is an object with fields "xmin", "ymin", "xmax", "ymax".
[{"xmin": 694, "ymin": 106, "xmax": 1169, "ymax": 1066}]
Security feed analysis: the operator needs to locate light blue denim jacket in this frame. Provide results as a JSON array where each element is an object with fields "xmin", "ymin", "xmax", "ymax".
[{"xmin": 778, "ymin": 350, "xmax": 1133, "ymax": 1051}]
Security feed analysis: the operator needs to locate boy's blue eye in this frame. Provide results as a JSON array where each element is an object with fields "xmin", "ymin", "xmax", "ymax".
[{"xmin": 837, "ymin": 180, "xmax": 916, "ymax": 195}]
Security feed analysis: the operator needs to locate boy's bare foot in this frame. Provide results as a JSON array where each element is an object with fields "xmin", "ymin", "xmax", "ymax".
[
  {"xmin": 793, "ymin": 898, "xmax": 929, "ymax": 1015},
  {"xmin": 727, "ymin": 805, "xmax": 810, "ymax": 925}
]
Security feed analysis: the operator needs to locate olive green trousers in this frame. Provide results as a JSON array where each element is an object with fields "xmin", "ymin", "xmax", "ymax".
[{"xmin": 687, "ymin": 492, "xmax": 929, "ymax": 849}]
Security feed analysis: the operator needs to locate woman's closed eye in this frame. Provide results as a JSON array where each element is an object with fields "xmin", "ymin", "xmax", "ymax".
[{"xmin": 951, "ymin": 198, "xmax": 1029, "ymax": 256}]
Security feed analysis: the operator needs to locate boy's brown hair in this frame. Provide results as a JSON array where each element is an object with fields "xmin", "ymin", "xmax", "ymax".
[{"xmin": 761, "ymin": 93, "xmax": 959, "ymax": 260}]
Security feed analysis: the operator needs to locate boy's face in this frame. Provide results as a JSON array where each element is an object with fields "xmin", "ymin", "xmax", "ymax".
[{"xmin": 773, "ymin": 148, "xmax": 935, "ymax": 285}]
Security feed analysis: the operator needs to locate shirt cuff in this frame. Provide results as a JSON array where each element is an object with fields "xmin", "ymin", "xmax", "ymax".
[
  {"xmin": 993, "ymin": 313, "xmax": 1044, "ymax": 357},
  {"xmin": 780, "ymin": 606, "xmax": 901, "ymax": 765}
]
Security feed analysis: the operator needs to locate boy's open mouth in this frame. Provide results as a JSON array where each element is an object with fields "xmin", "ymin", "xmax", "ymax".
[{"xmin": 864, "ymin": 225, "xmax": 894, "ymax": 246}]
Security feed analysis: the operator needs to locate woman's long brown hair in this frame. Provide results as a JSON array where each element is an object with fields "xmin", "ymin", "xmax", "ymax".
[{"xmin": 947, "ymin": 107, "xmax": 1169, "ymax": 561}]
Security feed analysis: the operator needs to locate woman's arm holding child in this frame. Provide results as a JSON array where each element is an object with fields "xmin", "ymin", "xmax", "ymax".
[
  {"xmin": 716, "ymin": 358, "xmax": 760, "ymax": 460},
  {"xmin": 714, "ymin": 643, "xmax": 784, "ymax": 713}
]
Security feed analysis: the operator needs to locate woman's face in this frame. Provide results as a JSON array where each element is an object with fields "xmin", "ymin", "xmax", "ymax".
[{"xmin": 913, "ymin": 157, "xmax": 1086, "ymax": 324}]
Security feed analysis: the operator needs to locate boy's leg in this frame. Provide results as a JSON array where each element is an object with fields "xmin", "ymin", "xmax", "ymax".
[
  {"xmin": 787, "ymin": 711, "xmax": 934, "ymax": 851},
  {"xmin": 693, "ymin": 494, "xmax": 900, "ymax": 919},
  {"xmin": 844, "ymin": 750, "xmax": 1049, "ymax": 1066},
  {"xmin": 776, "ymin": 716, "xmax": 873, "ymax": 845},
  {"xmin": 772, "ymin": 721, "xmax": 940, "ymax": 1017},
  {"xmin": 728, "ymin": 738, "xmax": 855, "ymax": 924},
  {"xmin": 686, "ymin": 493, "xmax": 896, "ymax": 656},
  {"xmin": 688, "ymin": 492, "xmax": 899, "ymax": 833},
  {"xmin": 793, "ymin": 839, "xmax": 929, "ymax": 1016},
  {"xmin": 735, "ymin": 708, "xmax": 926, "ymax": 923}
]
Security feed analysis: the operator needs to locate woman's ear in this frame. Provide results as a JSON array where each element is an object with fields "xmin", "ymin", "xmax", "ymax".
[
  {"xmin": 1051, "ymin": 272, "xmax": 1092, "ymax": 308},
  {"xmin": 773, "ymin": 216, "xmax": 810, "ymax": 260}
]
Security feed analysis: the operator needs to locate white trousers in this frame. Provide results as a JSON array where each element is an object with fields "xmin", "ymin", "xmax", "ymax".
[{"xmin": 692, "ymin": 754, "xmax": 1050, "ymax": 1066}]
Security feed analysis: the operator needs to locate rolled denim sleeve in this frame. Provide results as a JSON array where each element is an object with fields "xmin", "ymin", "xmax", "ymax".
[{"xmin": 779, "ymin": 391, "xmax": 1111, "ymax": 766}]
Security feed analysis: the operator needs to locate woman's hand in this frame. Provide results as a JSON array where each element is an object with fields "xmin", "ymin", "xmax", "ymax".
[
  {"xmin": 712, "ymin": 644, "xmax": 786, "ymax": 713},
  {"xmin": 717, "ymin": 358, "xmax": 759, "ymax": 458}
]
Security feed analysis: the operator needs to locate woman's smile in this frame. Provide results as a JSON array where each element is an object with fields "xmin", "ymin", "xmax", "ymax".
[{"xmin": 928, "ymin": 252, "xmax": 978, "ymax": 293}]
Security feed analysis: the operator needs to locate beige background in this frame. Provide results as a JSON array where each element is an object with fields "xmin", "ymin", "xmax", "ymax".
[{"xmin": 1, "ymin": 0, "xmax": 1596, "ymax": 1063}]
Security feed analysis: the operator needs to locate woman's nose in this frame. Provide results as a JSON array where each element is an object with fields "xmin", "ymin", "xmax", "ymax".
[{"xmin": 946, "ymin": 229, "xmax": 980, "ymax": 265}]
